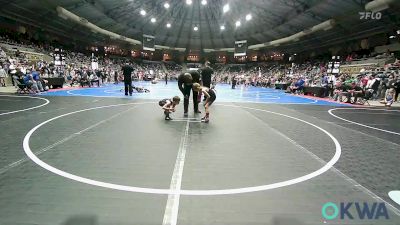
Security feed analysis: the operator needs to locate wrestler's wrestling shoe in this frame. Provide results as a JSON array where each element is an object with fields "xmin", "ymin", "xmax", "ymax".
[{"xmin": 201, "ymin": 117, "xmax": 209, "ymax": 123}]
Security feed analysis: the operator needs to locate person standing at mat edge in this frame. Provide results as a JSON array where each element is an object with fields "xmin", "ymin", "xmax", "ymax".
[
  {"xmin": 122, "ymin": 62, "xmax": 134, "ymax": 96},
  {"xmin": 201, "ymin": 61, "xmax": 214, "ymax": 99},
  {"xmin": 178, "ymin": 71, "xmax": 201, "ymax": 117}
]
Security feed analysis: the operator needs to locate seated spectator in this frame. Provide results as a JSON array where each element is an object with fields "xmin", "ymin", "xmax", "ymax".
[
  {"xmin": 380, "ymin": 88, "xmax": 395, "ymax": 107},
  {"xmin": 365, "ymin": 75, "xmax": 380, "ymax": 100},
  {"xmin": 31, "ymin": 69, "xmax": 45, "ymax": 92},
  {"xmin": 393, "ymin": 74, "xmax": 400, "ymax": 102},
  {"xmin": 80, "ymin": 72, "xmax": 91, "ymax": 87},
  {"xmin": 23, "ymin": 70, "xmax": 37, "ymax": 93},
  {"xmin": 70, "ymin": 73, "xmax": 80, "ymax": 87},
  {"xmin": 333, "ymin": 81, "xmax": 344, "ymax": 101},
  {"xmin": 12, "ymin": 68, "xmax": 24, "ymax": 88},
  {"xmin": 288, "ymin": 77, "xmax": 305, "ymax": 94},
  {"xmin": 90, "ymin": 73, "xmax": 100, "ymax": 87},
  {"xmin": 342, "ymin": 82, "xmax": 364, "ymax": 104},
  {"xmin": 0, "ymin": 65, "xmax": 6, "ymax": 87}
]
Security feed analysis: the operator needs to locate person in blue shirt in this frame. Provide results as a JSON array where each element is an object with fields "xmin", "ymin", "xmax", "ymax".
[
  {"xmin": 23, "ymin": 71, "xmax": 32, "ymax": 86},
  {"xmin": 23, "ymin": 69, "xmax": 42, "ymax": 93},
  {"xmin": 31, "ymin": 69, "xmax": 45, "ymax": 92},
  {"xmin": 289, "ymin": 77, "xmax": 305, "ymax": 94}
]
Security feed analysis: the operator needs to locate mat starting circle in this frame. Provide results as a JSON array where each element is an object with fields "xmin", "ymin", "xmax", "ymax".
[{"xmin": 23, "ymin": 102, "xmax": 341, "ymax": 196}]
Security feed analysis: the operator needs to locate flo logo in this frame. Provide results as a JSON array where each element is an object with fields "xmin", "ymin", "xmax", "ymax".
[
  {"xmin": 322, "ymin": 202, "xmax": 389, "ymax": 220},
  {"xmin": 359, "ymin": 12, "xmax": 382, "ymax": 20}
]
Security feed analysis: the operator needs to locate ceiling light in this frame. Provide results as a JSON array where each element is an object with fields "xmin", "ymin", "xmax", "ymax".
[
  {"xmin": 235, "ymin": 20, "xmax": 241, "ymax": 27},
  {"xmin": 140, "ymin": 10, "xmax": 146, "ymax": 16},
  {"xmin": 166, "ymin": 23, "xmax": 171, "ymax": 28},
  {"xmin": 245, "ymin": 14, "xmax": 252, "ymax": 21},
  {"xmin": 220, "ymin": 25, "xmax": 225, "ymax": 30},
  {"xmin": 223, "ymin": 4, "xmax": 229, "ymax": 13},
  {"xmin": 186, "ymin": 0, "xmax": 192, "ymax": 5},
  {"xmin": 194, "ymin": 26, "xmax": 198, "ymax": 31},
  {"xmin": 151, "ymin": 18, "xmax": 156, "ymax": 23},
  {"xmin": 164, "ymin": 2, "xmax": 170, "ymax": 9},
  {"xmin": 201, "ymin": 0, "xmax": 207, "ymax": 5}
]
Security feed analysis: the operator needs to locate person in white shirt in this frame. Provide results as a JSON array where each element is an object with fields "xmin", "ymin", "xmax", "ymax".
[
  {"xmin": 365, "ymin": 75, "xmax": 376, "ymax": 89},
  {"xmin": 0, "ymin": 65, "xmax": 7, "ymax": 87},
  {"xmin": 90, "ymin": 72, "xmax": 100, "ymax": 87},
  {"xmin": 327, "ymin": 74, "xmax": 336, "ymax": 97}
]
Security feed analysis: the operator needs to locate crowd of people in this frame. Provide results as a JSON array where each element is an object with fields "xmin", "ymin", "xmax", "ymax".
[{"xmin": 1, "ymin": 29, "xmax": 399, "ymax": 106}]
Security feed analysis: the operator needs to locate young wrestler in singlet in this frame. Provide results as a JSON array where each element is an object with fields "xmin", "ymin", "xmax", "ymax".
[{"xmin": 192, "ymin": 83, "xmax": 216, "ymax": 123}]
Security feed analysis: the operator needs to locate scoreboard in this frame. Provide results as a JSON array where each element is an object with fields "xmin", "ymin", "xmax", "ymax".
[
  {"xmin": 53, "ymin": 48, "xmax": 66, "ymax": 66},
  {"xmin": 327, "ymin": 56, "xmax": 341, "ymax": 75},
  {"xmin": 143, "ymin": 34, "xmax": 155, "ymax": 51},
  {"xmin": 234, "ymin": 40, "xmax": 247, "ymax": 57}
]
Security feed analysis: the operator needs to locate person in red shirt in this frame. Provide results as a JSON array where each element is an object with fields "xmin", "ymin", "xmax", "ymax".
[{"xmin": 360, "ymin": 75, "xmax": 369, "ymax": 88}]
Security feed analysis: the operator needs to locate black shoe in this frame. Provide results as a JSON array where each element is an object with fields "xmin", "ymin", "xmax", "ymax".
[
  {"xmin": 125, "ymin": 93, "xmax": 128, "ymax": 96},
  {"xmin": 129, "ymin": 93, "xmax": 132, "ymax": 96},
  {"xmin": 194, "ymin": 110, "xmax": 201, "ymax": 114},
  {"xmin": 183, "ymin": 112, "xmax": 188, "ymax": 117}
]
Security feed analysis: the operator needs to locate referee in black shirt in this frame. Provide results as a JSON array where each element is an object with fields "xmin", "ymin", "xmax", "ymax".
[
  {"xmin": 201, "ymin": 61, "xmax": 213, "ymax": 101},
  {"xmin": 177, "ymin": 70, "xmax": 201, "ymax": 116},
  {"xmin": 122, "ymin": 62, "xmax": 134, "ymax": 96}
]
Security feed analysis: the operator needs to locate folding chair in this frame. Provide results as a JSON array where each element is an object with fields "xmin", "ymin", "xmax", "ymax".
[
  {"xmin": 356, "ymin": 97, "xmax": 370, "ymax": 106},
  {"xmin": 15, "ymin": 79, "xmax": 31, "ymax": 94},
  {"xmin": 80, "ymin": 80, "xmax": 91, "ymax": 87},
  {"xmin": 16, "ymin": 83, "xmax": 29, "ymax": 94}
]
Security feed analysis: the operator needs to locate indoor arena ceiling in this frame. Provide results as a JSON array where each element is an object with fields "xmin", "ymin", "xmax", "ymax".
[{"xmin": 0, "ymin": 0, "xmax": 400, "ymax": 52}]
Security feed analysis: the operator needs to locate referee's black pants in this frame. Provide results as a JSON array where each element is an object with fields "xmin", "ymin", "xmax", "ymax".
[
  {"xmin": 183, "ymin": 84, "xmax": 198, "ymax": 113},
  {"xmin": 124, "ymin": 80, "xmax": 133, "ymax": 95}
]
